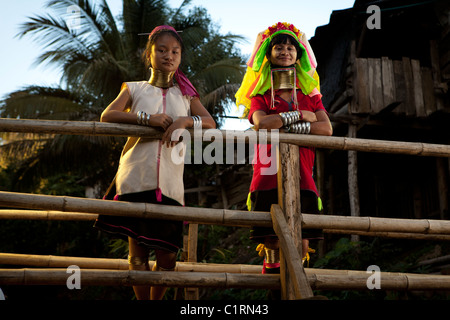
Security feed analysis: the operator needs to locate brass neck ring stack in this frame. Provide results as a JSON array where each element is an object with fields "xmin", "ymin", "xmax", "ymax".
[
  {"xmin": 148, "ymin": 67, "xmax": 175, "ymax": 88},
  {"xmin": 271, "ymin": 67, "xmax": 295, "ymax": 90}
]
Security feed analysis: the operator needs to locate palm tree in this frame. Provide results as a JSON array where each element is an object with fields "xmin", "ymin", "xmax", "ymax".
[{"xmin": 0, "ymin": 0, "xmax": 245, "ymax": 193}]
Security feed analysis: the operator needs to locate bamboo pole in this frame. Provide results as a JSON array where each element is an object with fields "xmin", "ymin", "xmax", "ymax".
[
  {"xmin": 324, "ymin": 229, "xmax": 450, "ymax": 241},
  {"xmin": 0, "ymin": 210, "xmax": 97, "ymax": 221},
  {"xmin": 0, "ymin": 191, "xmax": 272, "ymax": 227},
  {"xmin": 2, "ymin": 253, "xmax": 450, "ymax": 291},
  {"xmin": 0, "ymin": 268, "xmax": 279, "ymax": 289},
  {"xmin": 2, "ymin": 267, "xmax": 450, "ymax": 291},
  {"xmin": 2, "ymin": 210, "xmax": 450, "ymax": 241},
  {"xmin": 1, "ymin": 118, "xmax": 449, "ymax": 157},
  {"xmin": 0, "ymin": 253, "xmax": 260, "ymax": 273},
  {"xmin": 2, "ymin": 192, "xmax": 450, "ymax": 235}
]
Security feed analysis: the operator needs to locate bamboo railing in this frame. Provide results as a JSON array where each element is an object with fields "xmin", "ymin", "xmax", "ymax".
[
  {"xmin": 2, "ymin": 253, "xmax": 450, "ymax": 291},
  {"xmin": 1, "ymin": 118, "xmax": 449, "ymax": 157},
  {"xmin": 2, "ymin": 209, "xmax": 450, "ymax": 241},
  {"xmin": 1, "ymin": 193, "xmax": 450, "ymax": 236},
  {"xmin": 1, "ymin": 118, "xmax": 450, "ymax": 299}
]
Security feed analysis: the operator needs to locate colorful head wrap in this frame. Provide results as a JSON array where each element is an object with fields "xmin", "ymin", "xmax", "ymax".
[
  {"xmin": 148, "ymin": 25, "xmax": 199, "ymax": 98},
  {"xmin": 235, "ymin": 22, "xmax": 321, "ymax": 118}
]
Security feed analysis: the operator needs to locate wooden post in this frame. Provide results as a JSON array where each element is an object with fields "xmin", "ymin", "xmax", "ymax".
[
  {"xmin": 277, "ymin": 143, "xmax": 314, "ymax": 299},
  {"xmin": 271, "ymin": 204, "xmax": 314, "ymax": 299},
  {"xmin": 436, "ymin": 158, "xmax": 449, "ymax": 220},
  {"xmin": 348, "ymin": 124, "xmax": 360, "ymax": 242},
  {"xmin": 184, "ymin": 223, "xmax": 199, "ymax": 300}
]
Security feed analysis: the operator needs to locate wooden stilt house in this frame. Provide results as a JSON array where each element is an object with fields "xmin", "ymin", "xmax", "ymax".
[{"xmin": 308, "ymin": 0, "xmax": 450, "ymax": 222}]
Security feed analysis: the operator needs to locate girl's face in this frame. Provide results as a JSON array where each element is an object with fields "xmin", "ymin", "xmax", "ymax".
[
  {"xmin": 149, "ymin": 34, "xmax": 182, "ymax": 73},
  {"xmin": 269, "ymin": 39, "xmax": 298, "ymax": 67}
]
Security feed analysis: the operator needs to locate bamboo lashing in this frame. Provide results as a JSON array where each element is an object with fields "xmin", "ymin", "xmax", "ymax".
[
  {"xmin": 1, "ymin": 192, "xmax": 450, "ymax": 236},
  {"xmin": 1, "ymin": 118, "xmax": 449, "ymax": 157}
]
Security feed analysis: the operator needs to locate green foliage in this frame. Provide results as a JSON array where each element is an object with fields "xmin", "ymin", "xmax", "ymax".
[{"xmin": 312, "ymin": 237, "xmax": 450, "ymax": 300}]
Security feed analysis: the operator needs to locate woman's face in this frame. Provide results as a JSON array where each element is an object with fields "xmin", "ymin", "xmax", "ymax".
[
  {"xmin": 269, "ymin": 39, "xmax": 298, "ymax": 67},
  {"xmin": 150, "ymin": 33, "xmax": 182, "ymax": 73}
]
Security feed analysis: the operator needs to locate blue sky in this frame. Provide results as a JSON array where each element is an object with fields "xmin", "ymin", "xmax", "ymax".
[{"xmin": 0, "ymin": 0, "xmax": 355, "ymax": 128}]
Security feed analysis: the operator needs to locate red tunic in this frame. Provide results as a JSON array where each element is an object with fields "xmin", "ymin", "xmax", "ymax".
[{"xmin": 248, "ymin": 90, "xmax": 326, "ymax": 196}]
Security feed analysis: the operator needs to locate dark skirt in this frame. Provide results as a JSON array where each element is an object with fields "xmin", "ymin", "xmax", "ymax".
[
  {"xmin": 249, "ymin": 189, "xmax": 323, "ymax": 243},
  {"xmin": 94, "ymin": 190, "xmax": 183, "ymax": 253}
]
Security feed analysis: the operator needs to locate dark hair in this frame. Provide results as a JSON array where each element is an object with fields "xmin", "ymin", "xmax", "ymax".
[
  {"xmin": 142, "ymin": 29, "xmax": 184, "ymax": 69},
  {"xmin": 265, "ymin": 33, "xmax": 302, "ymax": 62}
]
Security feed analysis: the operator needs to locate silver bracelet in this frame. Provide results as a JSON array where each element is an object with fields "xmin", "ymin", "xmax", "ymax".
[
  {"xmin": 279, "ymin": 110, "xmax": 302, "ymax": 126},
  {"xmin": 137, "ymin": 111, "xmax": 144, "ymax": 125},
  {"xmin": 137, "ymin": 111, "xmax": 150, "ymax": 126},
  {"xmin": 286, "ymin": 121, "xmax": 310, "ymax": 134},
  {"xmin": 192, "ymin": 115, "xmax": 202, "ymax": 128}
]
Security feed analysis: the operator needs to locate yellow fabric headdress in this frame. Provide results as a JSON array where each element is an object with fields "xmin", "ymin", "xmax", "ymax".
[{"xmin": 235, "ymin": 22, "xmax": 321, "ymax": 118}]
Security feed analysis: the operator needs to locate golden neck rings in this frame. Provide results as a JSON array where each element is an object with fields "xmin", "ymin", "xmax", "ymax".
[
  {"xmin": 271, "ymin": 67, "xmax": 295, "ymax": 90},
  {"xmin": 148, "ymin": 67, "xmax": 175, "ymax": 88}
]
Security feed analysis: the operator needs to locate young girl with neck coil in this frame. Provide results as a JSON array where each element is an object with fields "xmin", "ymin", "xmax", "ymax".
[{"xmin": 94, "ymin": 25, "xmax": 215, "ymax": 300}]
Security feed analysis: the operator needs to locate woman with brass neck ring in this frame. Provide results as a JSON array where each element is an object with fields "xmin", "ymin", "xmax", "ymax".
[{"xmin": 241, "ymin": 23, "xmax": 333, "ymax": 275}]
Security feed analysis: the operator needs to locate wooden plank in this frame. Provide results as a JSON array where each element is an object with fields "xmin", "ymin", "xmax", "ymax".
[
  {"xmin": 381, "ymin": 57, "xmax": 396, "ymax": 108},
  {"xmin": 411, "ymin": 59, "xmax": 425, "ymax": 117},
  {"xmin": 421, "ymin": 67, "xmax": 436, "ymax": 116},
  {"xmin": 368, "ymin": 58, "xmax": 384, "ymax": 114},
  {"xmin": 354, "ymin": 58, "xmax": 371, "ymax": 113},
  {"xmin": 393, "ymin": 60, "xmax": 406, "ymax": 114},
  {"xmin": 402, "ymin": 57, "xmax": 416, "ymax": 116},
  {"xmin": 271, "ymin": 204, "xmax": 314, "ymax": 299}
]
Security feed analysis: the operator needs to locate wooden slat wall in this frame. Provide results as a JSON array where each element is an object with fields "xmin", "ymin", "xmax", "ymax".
[{"xmin": 352, "ymin": 57, "xmax": 436, "ymax": 117}]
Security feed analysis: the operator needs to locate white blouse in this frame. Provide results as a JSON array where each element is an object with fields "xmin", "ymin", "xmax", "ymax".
[{"xmin": 115, "ymin": 81, "xmax": 191, "ymax": 205}]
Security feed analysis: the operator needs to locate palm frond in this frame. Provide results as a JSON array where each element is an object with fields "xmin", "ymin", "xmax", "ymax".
[
  {"xmin": 17, "ymin": 14, "xmax": 91, "ymax": 68},
  {"xmin": 0, "ymin": 85, "xmax": 98, "ymax": 120}
]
